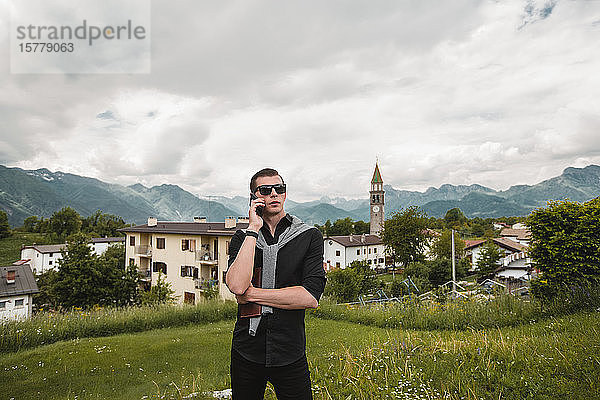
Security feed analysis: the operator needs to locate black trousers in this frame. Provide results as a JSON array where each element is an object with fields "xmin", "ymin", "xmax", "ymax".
[{"xmin": 230, "ymin": 349, "xmax": 313, "ymax": 400}]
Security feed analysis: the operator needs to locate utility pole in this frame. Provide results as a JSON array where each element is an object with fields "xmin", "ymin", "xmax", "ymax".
[{"xmin": 451, "ymin": 229, "xmax": 456, "ymax": 293}]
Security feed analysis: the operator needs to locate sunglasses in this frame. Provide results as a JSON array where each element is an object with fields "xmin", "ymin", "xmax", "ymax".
[{"xmin": 255, "ymin": 184, "xmax": 287, "ymax": 195}]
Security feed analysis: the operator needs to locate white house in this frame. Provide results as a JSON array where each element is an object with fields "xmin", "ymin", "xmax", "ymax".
[
  {"xmin": 90, "ymin": 237, "xmax": 126, "ymax": 254},
  {"xmin": 495, "ymin": 251, "xmax": 531, "ymax": 280},
  {"xmin": 464, "ymin": 237, "xmax": 528, "ymax": 271},
  {"xmin": 20, "ymin": 244, "xmax": 66, "ymax": 275},
  {"xmin": 323, "ymin": 234, "xmax": 386, "ymax": 270},
  {"xmin": 500, "ymin": 228, "xmax": 531, "ymax": 246},
  {"xmin": 0, "ymin": 263, "xmax": 39, "ymax": 322},
  {"xmin": 20, "ymin": 237, "xmax": 125, "ymax": 275}
]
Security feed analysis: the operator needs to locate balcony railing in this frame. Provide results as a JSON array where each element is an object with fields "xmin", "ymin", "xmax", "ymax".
[
  {"xmin": 195, "ymin": 278, "xmax": 219, "ymax": 290},
  {"xmin": 195, "ymin": 251, "xmax": 217, "ymax": 263},
  {"xmin": 139, "ymin": 269, "xmax": 151, "ymax": 281},
  {"xmin": 135, "ymin": 245, "xmax": 152, "ymax": 257}
]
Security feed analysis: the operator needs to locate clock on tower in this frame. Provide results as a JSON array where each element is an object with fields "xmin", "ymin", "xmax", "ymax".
[{"xmin": 370, "ymin": 162, "xmax": 385, "ymax": 236}]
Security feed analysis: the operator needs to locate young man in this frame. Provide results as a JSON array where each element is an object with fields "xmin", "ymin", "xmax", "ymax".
[{"xmin": 225, "ymin": 168, "xmax": 326, "ymax": 400}]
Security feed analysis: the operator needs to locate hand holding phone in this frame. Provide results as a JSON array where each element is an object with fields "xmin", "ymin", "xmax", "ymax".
[{"xmin": 250, "ymin": 193, "xmax": 264, "ymax": 217}]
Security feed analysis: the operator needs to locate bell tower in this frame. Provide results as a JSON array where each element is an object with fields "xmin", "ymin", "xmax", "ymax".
[{"xmin": 369, "ymin": 162, "xmax": 385, "ymax": 236}]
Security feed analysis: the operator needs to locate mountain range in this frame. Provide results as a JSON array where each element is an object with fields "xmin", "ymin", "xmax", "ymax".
[{"xmin": 0, "ymin": 164, "xmax": 599, "ymax": 227}]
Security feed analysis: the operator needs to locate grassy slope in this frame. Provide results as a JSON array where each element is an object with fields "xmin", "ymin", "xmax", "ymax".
[
  {"xmin": 1, "ymin": 312, "xmax": 599, "ymax": 399},
  {"xmin": 0, "ymin": 232, "xmax": 57, "ymax": 265}
]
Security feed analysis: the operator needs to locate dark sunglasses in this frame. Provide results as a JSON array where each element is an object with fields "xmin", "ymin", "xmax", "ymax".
[{"xmin": 255, "ymin": 184, "xmax": 287, "ymax": 195}]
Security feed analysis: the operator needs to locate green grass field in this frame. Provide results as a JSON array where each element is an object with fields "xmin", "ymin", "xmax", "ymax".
[
  {"xmin": 1, "ymin": 311, "xmax": 599, "ymax": 399},
  {"xmin": 0, "ymin": 232, "xmax": 57, "ymax": 265}
]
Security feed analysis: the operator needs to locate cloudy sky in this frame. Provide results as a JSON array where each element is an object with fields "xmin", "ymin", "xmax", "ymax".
[{"xmin": 1, "ymin": 0, "xmax": 599, "ymax": 201}]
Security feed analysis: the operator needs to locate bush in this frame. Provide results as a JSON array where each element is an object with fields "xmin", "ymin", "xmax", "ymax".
[{"xmin": 324, "ymin": 268, "xmax": 361, "ymax": 303}]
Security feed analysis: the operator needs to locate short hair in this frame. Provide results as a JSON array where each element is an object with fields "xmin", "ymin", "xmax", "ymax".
[{"xmin": 250, "ymin": 168, "xmax": 284, "ymax": 192}]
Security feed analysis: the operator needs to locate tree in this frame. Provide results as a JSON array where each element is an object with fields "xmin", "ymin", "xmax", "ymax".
[
  {"xmin": 528, "ymin": 198, "xmax": 600, "ymax": 301},
  {"xmin": 97, "ymin": 244, "xmax": 140, "ymax": 306},
  {"xmin": 49, "ymin": 207, "xmax": 82, "ymax": 239},
  {"xmin": 53, "ymin": 233, "xmax": 101, "ymax": 308},
  {"xmin": 328, "ymin": 217, "xmax": 354, "ymax": 236},
  {"xmin": 427, "ymin": 258, "xmax": 469, "ymax": 287},
  {"xmin": 381, "ymin": 206, "xmax": 431, "ymax": 267},
  {"xmin": 476, "ymin": 241, "xmax": 502, "ymax": 279},
  {"xmin": 430, "ymin": 229, "xmax": 465, "ymax": 261},
  {"xmin": 324, "ymin": 268, "xmax": 361, "ymax": 302},
  {"xmin": 52, "ymin": 234, "xmax": 140, "ymax": 308},
  {"xmin": 349, "ymin": 260, "xmax": 379, "ymax": 295},
  {"xmin": 22, "ymin": 216, "xmax": 40, "ymax": 232},
  {"xmin": 353, "ymin": 220, "xmax": 370, "ymax": 235},
  {"xmin": 0, "ymin": 210, "xmax": 10, "ymax": 239},
  {"xmin": 444, "ymin": 208, "xmax": 467, "ymax": 229},
  {"xmin": 141, "ymin": 272, "xmax": 177, "ymax": 305},
  {"xmin": 81, "ymin": 210, "xmax": 128, "ymax": 237}
]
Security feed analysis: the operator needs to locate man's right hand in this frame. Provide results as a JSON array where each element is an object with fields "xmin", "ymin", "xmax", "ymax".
[{"xmin": 248, "ymin": 197, "xmax": 265, "ymax": 231}]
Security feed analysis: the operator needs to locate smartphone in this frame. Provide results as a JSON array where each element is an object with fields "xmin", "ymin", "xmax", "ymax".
[{"xmin": 250, "ymin": 193, "xmax": 264, "ymax": 217}]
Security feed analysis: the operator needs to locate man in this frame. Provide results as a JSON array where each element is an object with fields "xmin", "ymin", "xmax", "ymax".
[{"xmin": 225, "ymin": 168, "xmax": 326, "ymax": 400}]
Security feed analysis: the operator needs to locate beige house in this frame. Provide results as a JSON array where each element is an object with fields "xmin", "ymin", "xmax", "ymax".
[{"xmin": 120, "ymin": 216, "xmax": 248, "ymax": 304}]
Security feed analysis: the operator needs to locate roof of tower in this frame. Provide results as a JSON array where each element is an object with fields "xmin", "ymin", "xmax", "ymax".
[{"xmin": 371, "ymin": 163, "xmax": 383, "ymax": 183}]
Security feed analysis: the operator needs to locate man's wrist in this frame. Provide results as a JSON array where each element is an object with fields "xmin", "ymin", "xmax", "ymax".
[
  {"xmin": 247, "ymin": 223, "xmax": 262, "ymax": 232},
  {"xmin": 245, "ymin": 230, "xmax": 259, "ymax": 239}
]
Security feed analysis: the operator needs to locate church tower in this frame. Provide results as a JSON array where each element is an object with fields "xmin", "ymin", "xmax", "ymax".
[{"xmin": 370, "ymin": 162, "xmax": 385, "ymax": 236}]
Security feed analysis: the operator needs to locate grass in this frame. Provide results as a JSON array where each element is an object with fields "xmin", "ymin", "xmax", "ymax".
[
  {"xmin": 312, "ymin": 295, "xmax": 542, "ymax": 331},
  {"xmin": 0, "ymin": 302, "xmax": 237, "ymax": 354},
  {"xmin": 0, "ymin": 231, "xmax": 56, "ymax": 265},
  {"xmin": 1, "ymin": 312, "xmax": 599, "ymax": 399}
]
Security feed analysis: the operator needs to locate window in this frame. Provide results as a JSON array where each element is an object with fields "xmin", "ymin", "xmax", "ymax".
[
  {"xmin": 156, "ymin": 238, "xmax": 166, "ymax": 249},
  {"xmin": 335, "ymin": 262, "xmax": 340, "ymax": 268},
  {"xmin": 49, "ymin": 252, "xmax": 53, "ymax": 257},
  {"xmin": 374, "ymin": 248, "xmax": 377, "ymax": 253},
  {"xmin": 180, "ymin": 266, "xmax": 198, "ymax": 278},
  {"xmin": 368, "ymin": 248, "xmax": 371, "ymax": 254},
  {"xmin": 48, "ymin": 260, "xmax": 52, "ymax": 265},
  {"xmin": 6, "ymin": 270, "xmax": 15, "ymax": 284},
  {"xmin": 184, "ymin": 292, "xmax": 195, "ymax": 305},
  {"xmin": 356, "ymin": 249, "xmax": 360, "ymax": 255},
  {"xmin": 213, "ymin": 239, "xmax": 219, "ymax": 260},
  {"xmin": 15, "ymin": 299, "xmax": 24, "ymax": 307},
  {"xmin": 153, "ymin": 262, "xmax": 167, "ymax": 274},
  {"xmin": 367, "ymin": 259, "xmax": 372, "ymax": 265},
  {"xmin": 181, "ymin": 239, "xmax": 189, "ymax": 251},
  {"xmin": 129, "ymin": 236, "xmax": 135, "ymax": 246},
  {"xmin": 379, "ymin": 258, "xmax": 384, "ymax": 264},
  {"xmin": 336, "ymin": 250, "xmax": 340, "ymax": 256},
  {"xmin": 129, "ymin": 258, "xmax": 135, "ymax": 267},
  {"xmin": 0, "ymin": 301, "xmax": 6, "ymax": 309},
  {"xmin": 363, "ymin": 249, "xmax": 366, "ymax": 254}
]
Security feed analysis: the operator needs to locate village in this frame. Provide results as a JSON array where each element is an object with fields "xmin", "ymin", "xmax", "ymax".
[{"xmin": 2, "ymin": 163, "xmax": 539, "ymax": 321}]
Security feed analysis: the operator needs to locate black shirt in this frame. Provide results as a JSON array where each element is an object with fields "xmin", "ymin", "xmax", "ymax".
[{"xmin": 226, "ymin": 214, "xmax": 326, "ymax": 367}]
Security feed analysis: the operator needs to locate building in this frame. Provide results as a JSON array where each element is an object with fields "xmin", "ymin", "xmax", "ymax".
[
  {"xmin": 20, "ymin": 244, "xmax": 66, "ymax": 275},
  {"xmin": 0, "ymin": 263, "xmax": 39, "ymax": 321},
  {"xmin": 323, "ymin": 234, "xmax": 386, "ymax": 270},
  {"xmin": 120, "ymin": 216, "xmax": 249, "ymax": 304},
  {"xmin": 499, "ymin": 228, "xmax": 531, "ymax": 246},
  {"xmin": 20, "ymin": 237, "xmax": 125, "ymax": 275},
  {"xmin": 323, "ymin": 163, "xmax": 388, "ymax": 270},
  {"xmin": 90, "ymin": 237, "xmax": 126, "ymax": 255},
  {"xmin": 369, "ymin": 162, "xmax": 385, "ymax": 236},
  {"xmin": 464, "ymin": 237, "xmax": 528, "ymax": 271}
]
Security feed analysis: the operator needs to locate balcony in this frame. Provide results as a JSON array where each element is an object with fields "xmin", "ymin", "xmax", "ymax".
[
  {"xmin": 135, "ymin": 245, "xmax": 152, "ymax": 257},
  {"xmin": 195, "ymin": 251, "xmax": 217, "ymax": 264},
  {"xmin": 195, "ymin": 278, "xmax": 219, "ymax": 290},
  {"xmin": 139, "ymin": 269, "xmax": 151, "ymax": 281}
]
